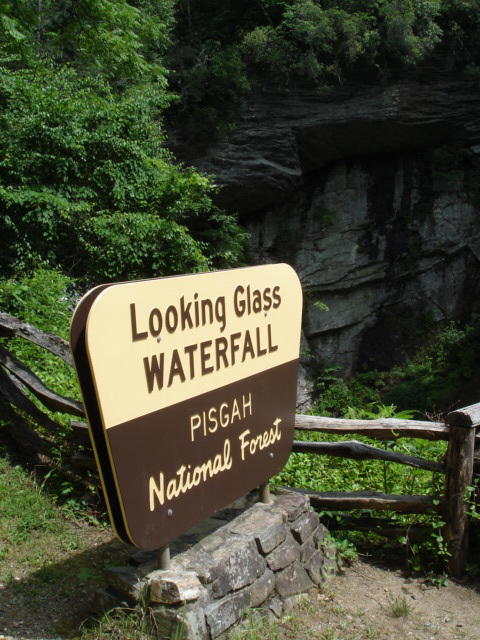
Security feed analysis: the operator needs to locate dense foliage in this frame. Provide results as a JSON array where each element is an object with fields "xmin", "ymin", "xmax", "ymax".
[
  {"xmin": 0, "ymin": 0, "xmax": 248, "ymax": 285},
  {"xmin": 168, "ymin": 0, "xmax": 480, "ymax": 136},
  {"xmin": 2, "ymin": 1, "xmax": 480, "ymax": 279},
  {"xmin": 306, "ymin": 316, "xmax": 480, "ymax": 419}
]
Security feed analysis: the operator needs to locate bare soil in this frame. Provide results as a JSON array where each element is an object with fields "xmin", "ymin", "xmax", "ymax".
[
  {"xmin": 285, "ymin": 556, "xmax": 480, "ymax": 640},
  {"xmin": 3, "ymin": 535, "xmax": 480, "ymax": 640},
  {"xmin": 0, "ymin": 525, "xmax": 132, "ymax": 640}
]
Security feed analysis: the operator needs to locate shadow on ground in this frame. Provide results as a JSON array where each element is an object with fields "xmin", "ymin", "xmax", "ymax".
[{"xmin": 0, "ymin": 535, "xmax": 135, "ymax": 639}]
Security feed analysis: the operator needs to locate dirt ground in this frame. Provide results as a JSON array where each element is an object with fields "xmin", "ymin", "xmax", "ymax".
[
  {"xmin": 300, "ymin": 556, "xmax": 480, "ymax": 640},
  {"xmin": 0, "ymin": 527, "xmax": 131, "ymax": 640},
  {"xmin": 1, "ymin": 526, "xmax": 480, "ymax": 639},
  {"xmin": 2, "ymin": 545, "xmax": 480, "ymax": 639}
]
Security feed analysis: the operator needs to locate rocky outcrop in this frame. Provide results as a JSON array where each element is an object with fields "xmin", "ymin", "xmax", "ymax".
[
  {"xmin": 183, "ymin": 78, "xmax": 480, "ymax": 215},
  {"xmin": 174, "ymin": 77, "xmax": 480, "ymax": 398},
  {"xmin": 249, "ymin": 151, "xmax": 480, "ymax": 378}
]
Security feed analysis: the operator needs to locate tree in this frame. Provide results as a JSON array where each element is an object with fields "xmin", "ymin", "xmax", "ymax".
[{"xmin": 0, "ymin": 1, "xmax": 248, "ymax": 284}]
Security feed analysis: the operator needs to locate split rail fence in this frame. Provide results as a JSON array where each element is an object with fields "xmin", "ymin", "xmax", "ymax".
[
  {"xmin": 0, "ymin": 310, "xmax": 479, "ymax": 575},
  {"xmin": 290, "ymin": 408, "xmax": 480, "ymax": 576}
]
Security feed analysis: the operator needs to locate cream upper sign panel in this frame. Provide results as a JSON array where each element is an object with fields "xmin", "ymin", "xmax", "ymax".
[{"xmin": 85, "ymin": 264, "xmax": 302, "ymax": 429}]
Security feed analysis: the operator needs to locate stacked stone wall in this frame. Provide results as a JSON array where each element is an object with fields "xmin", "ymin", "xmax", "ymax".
[
  {"xmin": 94, "ymin": 492, "xmax": 337, "ymax": 639},
  {"xmin": 94, "ymin": 493, "xmax": 336, "ymax": 640}
]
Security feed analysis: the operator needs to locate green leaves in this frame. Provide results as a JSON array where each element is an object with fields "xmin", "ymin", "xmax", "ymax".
[
  {"xmin": 0, "ymin": 57, "xmax": 247, "ymax": 282},
  {"xmin": 0, "ymin": 0, "xmax": 175, "ymax": 84},
  {"xmin": 377, "ymin": 0, "xmax": 442, "ymax": 65},
  {"xmin": 0, "ymin": 1, "xmax": 248, "ymax": 284},
  {"xmin": 80, "ymin": 212, "xmax": 209, "ymax": 281}
]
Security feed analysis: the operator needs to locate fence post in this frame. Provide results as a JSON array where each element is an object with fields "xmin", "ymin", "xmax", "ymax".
[{"xmin": 443, "ymin": 404, "xmax": 480, "ymax": 576}]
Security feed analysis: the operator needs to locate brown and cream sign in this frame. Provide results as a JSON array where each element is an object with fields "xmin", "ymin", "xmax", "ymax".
[{"xmin": 70, "ymin": 264, "xmax": 302, "ymax": 550}]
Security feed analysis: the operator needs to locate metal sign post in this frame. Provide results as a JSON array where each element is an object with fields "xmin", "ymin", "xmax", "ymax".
[{"xmin": 259, "ymin": 481, "xmax": 272, "ymax": 504}]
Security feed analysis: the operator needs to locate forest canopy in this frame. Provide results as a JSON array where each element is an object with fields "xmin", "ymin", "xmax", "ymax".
[
  {"xmin": 0, "ymin": 0, "xmax": 248, "ymax": 286},
  {"xmin": 168, "ymin": 0, "xmax": 480, "ymax": 135}
]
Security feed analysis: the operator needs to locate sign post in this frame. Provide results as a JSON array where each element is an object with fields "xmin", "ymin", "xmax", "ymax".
[{"xmin": 70, "ymin": 264, "xmax": 302, "ymax": 550}]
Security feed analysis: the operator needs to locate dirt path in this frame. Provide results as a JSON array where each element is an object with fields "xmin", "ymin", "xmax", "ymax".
[{"xmin": 302, "ymin": 557, "xmax": 480, "ymax": 640}]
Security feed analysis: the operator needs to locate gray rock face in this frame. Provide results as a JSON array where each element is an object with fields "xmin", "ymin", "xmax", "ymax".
[
  {"xmin": 176, "ymin": 78, "xmax": 480, "ymax": 398},
  {"xmin": 182, "ymin": 79, "xmax": 480, "ymax": 216},
  {"xmin": 249, "ymin": 152, "xmax": 480, "ymax": 379}
]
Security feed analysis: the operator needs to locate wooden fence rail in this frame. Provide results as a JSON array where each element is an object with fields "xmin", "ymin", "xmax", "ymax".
[
  {"xmin": 0, "ymin": 310, "xmax": 479, "ymax": 575},
  {"xmin": 294, "ymin": 414, "xmax": 451, "ymax": 441},
  {"xmin": 290, "ymin": 408, "xmax": 480, "ymax": 576}
]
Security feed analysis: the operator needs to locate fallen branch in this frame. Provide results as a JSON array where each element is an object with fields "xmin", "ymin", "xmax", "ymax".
[
  {"xmin": 0, "ymin": 366, "xmax": 60, "ymax": 434},
  {"xmin": 0, "ymin": 310, "xmax": 73, "ymax": 366}
]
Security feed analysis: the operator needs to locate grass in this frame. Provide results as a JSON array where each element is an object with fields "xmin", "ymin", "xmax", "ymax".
[
  {"xmin": 0, "ymin": 454, "xmax": 79, "ymax": 581},
  {"xmin": 230, "ymin": 609, "xmax": 282, "ymax": 640},
  {"xmin": 228, "ymin": 594, "xmax": 409, "ymax": 640},
  {"xmin": 79, "ymin": 609, "xmax": 153, "ymax": 640},
  {"xmin": 387, "ymin": 592, "xmax": 412, "ymax": 618},
  {"xmin": 0, "ymin": 448, "xmax": 130, "ymax": 638}
]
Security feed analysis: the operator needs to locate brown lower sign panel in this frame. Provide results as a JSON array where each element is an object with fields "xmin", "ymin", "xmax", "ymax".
[{"xmin": 107, "ymin": 360, "xmax": 298, "ymax": 549}]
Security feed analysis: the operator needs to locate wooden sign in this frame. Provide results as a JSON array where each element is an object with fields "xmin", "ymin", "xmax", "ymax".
[{"xmin": 70, "ymin": 264, "xmax": 302, "ymax": 549}]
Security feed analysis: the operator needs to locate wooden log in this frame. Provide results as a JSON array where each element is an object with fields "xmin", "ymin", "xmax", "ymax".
[
  {"xmin": 325, "ymin": 515, "xmax": 431, "ymax": 543},
  {"xmin": 0, "ymin": 366, "xmax": 60, "ymax": 434},
  {"xmin": 68, "ymin": 421, "xmax": 92, "ymax": 446},
  {"xmin": 445, "ymin": 403, "xmax": 480, "ymax": 428},
  {"xmin": 295, "ymin": 414, "xmax": 448, "ymax": 440},
  {"xmin": 277, "ymin": 487, "xmax": 438, "ymax": 513},
  {"xmin": 443, "ymin": 418, "xmax": 476, "ymax": 577},
  {"xmin": 70, "ymin": 451, "xmax": 97, "ymax": 470},
  {"xmin": 0, "ymin": 310, "xmax": 73, "ymax": 366},
  {"xmin": 0, "ymin": 345, "xmax": 85, "ymax": 417},
  {"xmin": 0, "ymin": 400, "xmax": 54, "ymax": 457},
  {"xmin": 292, "ymin": 439, "xmax": 444, "ymax": 472}
]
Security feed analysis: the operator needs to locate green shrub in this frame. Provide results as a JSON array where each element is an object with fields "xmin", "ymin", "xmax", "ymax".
[
  {"xmin": 0, "ymin": 267, "xmax": 80, "ymax": 401},
  {"xmin": 383, "ymin": 319, "xmax": 480, "ymax": 413},
  {"xmin": 0, "ymin": 61, "xmax": 247, "ymax": 283}
]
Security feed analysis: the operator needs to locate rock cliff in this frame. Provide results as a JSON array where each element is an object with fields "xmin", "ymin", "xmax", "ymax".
[{"xmin": 173, "ymin": 76, "xmax": 480, "ymax": 405}]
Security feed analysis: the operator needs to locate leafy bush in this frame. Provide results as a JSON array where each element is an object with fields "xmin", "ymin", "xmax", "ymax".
[
  {"xmin": 0, "ymin": 61, "xmax": 248, "ymax": 282},
  {"xmin": 239, "ymin": 0, "xmax": 444, "ymax": 84},
  {"xmin": 311, "ymin": 365, "xmax": 383, "ymax": 417},
  {"xmin": 0, "ymin": 268, "xmax": 74, "ymax": 338},
  {"xmin": 278, "ymin": 2, "xmax": 376, "ymax": 82},
  {"xmin": 377, "ymin": 0, "xmax": 442, "ymax": 65},
  {"xmin": 383, "ymin": 319, "xmax": 480, "ymax": 413},
  {"xmin": 0, "ymin": 1, "xmax": 249, "ymax": 283},
  {"xmin": 0, "ymin": 268, "xmax": 80, "ymax": 401},
  {"xmin": 170, "ymin": 0, "xmax": 480, "ymax": 135},
  {"xmin": 0, "ymin": 0, "xmax": 175, "ymax": 84}
]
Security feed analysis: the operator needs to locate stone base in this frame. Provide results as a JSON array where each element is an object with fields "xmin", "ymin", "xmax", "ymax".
[{"xmin": 93, "ymin": 492, "xmax": 337, "ymax": 639}]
